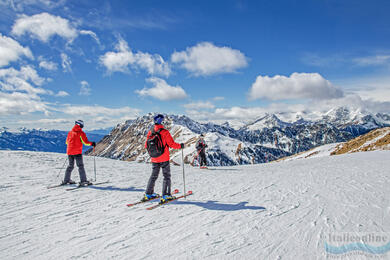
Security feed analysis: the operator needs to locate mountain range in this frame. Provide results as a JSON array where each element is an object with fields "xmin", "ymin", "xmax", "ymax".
[
  {"xmin": 0, "ymin": 127, "xmax": 109, "ymax": 153},
  {"xmin": 2, "ymin": 107, "xmax": 389, "ymax": 165},
  {"xmin": 279, "ymin": 126, "xmax": 390, "ymax": 162},
  {"xmin": 88, "ymin": 107, "xmax": 390, "ymax": 166}
]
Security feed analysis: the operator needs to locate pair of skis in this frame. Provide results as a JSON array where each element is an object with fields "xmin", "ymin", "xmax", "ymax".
[
  {"xmin": 47, "ymin": 183, "xmax": 193, "ymax": 209},
  {"xmin": 47, "ymin": 181, "xmax": 110, "ymax": 191},
  {"xmin": 66, "ymin": 181, "xmax": 110, "ymax": 191},
  {"xmin": 126, "ymin": 189, "xmax": 193, "ymax": 210}
]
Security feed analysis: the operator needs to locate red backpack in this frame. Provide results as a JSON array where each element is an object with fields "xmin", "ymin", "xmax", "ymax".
[{"xmin": 146, "ymin": 128, "xmax": 166, "ymax": 158}]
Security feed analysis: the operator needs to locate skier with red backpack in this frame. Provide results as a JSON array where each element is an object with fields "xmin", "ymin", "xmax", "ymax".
[{"xmin": 144, "ymin": 114, "xmax": 184, "ymax": 203}]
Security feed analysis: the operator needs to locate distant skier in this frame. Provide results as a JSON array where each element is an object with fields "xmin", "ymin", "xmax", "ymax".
[
  {"xmin": 144, "ymin": 114, "xmax": 184, "ymax": 203},
  {"xmin": 196, "ymin": 134, "xmax": 208, "ymax": 168},
  {"xmin": 63, "ymin": 120, "xmax": 96, "ymax": 186}
]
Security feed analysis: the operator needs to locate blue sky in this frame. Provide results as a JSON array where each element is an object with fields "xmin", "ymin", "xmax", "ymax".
[{"xmin": 1, "ymin": 0, "xmax": 390, "ymax": 130}]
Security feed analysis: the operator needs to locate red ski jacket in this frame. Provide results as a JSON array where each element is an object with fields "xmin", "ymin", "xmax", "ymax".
[
  {"xmin": 66, "ymin": 125, "xmax": 93, "ymax": 155},
  {"xmin": 145, "ymin": 124, "xmax": 181, "ymax": 163}
]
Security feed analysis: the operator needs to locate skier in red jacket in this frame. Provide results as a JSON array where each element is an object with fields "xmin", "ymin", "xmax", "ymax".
[
  {"xmin": 63, "ymin": 120, "xmax": 96, "ymax": 186},
  {"xmin": 143, "ymin": 114, "xmax": 184, "ymax": 203}
]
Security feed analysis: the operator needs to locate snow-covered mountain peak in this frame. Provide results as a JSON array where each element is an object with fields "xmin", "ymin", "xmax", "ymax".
[
  {"xmin": 0, "ymin": 127, "xmax": 9, "ymax": 134},
  {"xmin": 324, "ymin": 106, "xmax": 353, "ymax": 120},
  {"xmin": 244, "ymin": 113, "xmax": 290, "ymax": 131},
  {"xmin": 220, "ymin": 120, "xmax": 247, "ymax": 130},
  {"xmin": 15, "ymin": 127, "xmax": 30, "ymax": 134},
  {"xmin": 375, "ymin": 113, "xmax": 390, "ymax": 124},
  {"xmin": 293, "ymin": 117, "xmax": 311, "ymax": 125},
  {"xmin": 321, "ymin": 106, "xmax": 374, "ymax": 126}
]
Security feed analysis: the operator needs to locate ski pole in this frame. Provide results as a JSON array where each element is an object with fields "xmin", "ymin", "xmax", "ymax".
[
  {"xmin": 93, "ymin": 147, "xmax": 97, "ymax": 182},
  {"xmin": 56, "ymin": 156, "xmax": 68, "ymax": 181},
  {"xmin": 182, "ymin": 149, "xmax": 186, "ymax": 198},
  {"xmin": 192, "ymin": 149, "xmax": 201, "ymax": 167}
]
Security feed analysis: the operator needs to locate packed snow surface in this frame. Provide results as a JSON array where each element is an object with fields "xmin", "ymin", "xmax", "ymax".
[{"xmin": 0, "ymin": 150, "xmax": 389, "ymax": 259}]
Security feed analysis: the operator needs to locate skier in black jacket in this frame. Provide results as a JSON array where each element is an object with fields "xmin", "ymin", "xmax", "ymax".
[{"xmin": 196, "ymin": 134, "xmax": 208, "ymax": 167}]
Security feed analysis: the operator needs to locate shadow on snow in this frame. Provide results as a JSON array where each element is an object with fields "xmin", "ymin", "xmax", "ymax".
[
  {"xmin": 86, "ymin": 185, "xmax": 144, "ymax": 192},
  {"xmin": 204, "ymin": 168, "xmax": 239, "ymax": 171},
  {"xmin": 174, "ymin": 200, "xmax": 266, "ymax": 211}
]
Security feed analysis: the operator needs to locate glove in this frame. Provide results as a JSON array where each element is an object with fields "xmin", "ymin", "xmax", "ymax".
[
  {"xmin": 92, "ymin": 142, "xmax": 96, "ymax": 147},
  {"xmin": 180, "ymin": 143, "xmax": 185, "ymax": 149}
]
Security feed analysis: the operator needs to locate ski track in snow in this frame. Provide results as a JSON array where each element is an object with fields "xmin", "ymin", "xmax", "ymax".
[{"xmin": 0, "ymin": 150, "xmax": 389, "ymax": 259}]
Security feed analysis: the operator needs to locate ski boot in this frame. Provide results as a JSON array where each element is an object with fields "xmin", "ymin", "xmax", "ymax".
[
  {"xmin": 61, "ymin": 180, "xmax": 76, "ymax": 185},
  {"xmin": 159, "ymin": 194, "xmax": 176, "ymax": 204},
  {"xmin": 79, "ymin": 180, "xmax": 93, "ymax": 187},
  {"xmin": 142, "ymin": 193, "xmax": 159, "ymax": 202}
]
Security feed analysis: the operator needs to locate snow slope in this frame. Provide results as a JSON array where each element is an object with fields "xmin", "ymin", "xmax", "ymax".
[
  {"xmin": 281, "ymin": 143, "xmax": 341, "ymax": 162},
  {"xmin": 0, "ymin": 150, "xmax": 389, "ymax": 259}
]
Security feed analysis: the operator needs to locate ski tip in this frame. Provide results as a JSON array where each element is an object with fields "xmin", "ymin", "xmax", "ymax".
[
  {"xmin": 188, "ymin": 190, "xmax": 193, "ymax": 195},
  {"xmin": 126, "ymin": 204, "xmax": 134, "ymax": 207},
  {"xmin": 173, "ymin": 189, "xmax": 179, "ymax": 194}
]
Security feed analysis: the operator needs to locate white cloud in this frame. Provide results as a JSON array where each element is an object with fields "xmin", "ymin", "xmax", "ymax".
[
  {"xmin": 56, "ymin": 90, "xmax": 69, "ymax": 97},
  {"xmin": 99, "ymin": 39, "xmax": 134, "ymax": 73},
  {"xmin": 335, "ymin": 75, "xmax": 390, "ymax": 103},
  {"xmin": 39, "ymin": 60, "xmax": 58, "ymax": 71},
  {"xmin": 213, "ymin": 96, "xmax": 225, "ymax": 101},
  {"xmin": 171, "ymin": 42, "xmax": 248, "ymax": 76},
  {"xmin": 79, "ymin": 30, "xmax": 101, "ymax": 46},
  {"xmin": 34, "ymin": 118, "xmax": 73, "ymax": 124},
  {"xmin": 79, "ymin": 80, "xmax": 91, "ymax": 96},
  {"xmin": 184, "ymin": 101, "xmax": 215, "ymax": 110},
  {"xmin": 353, "ymin": 55, "xmax": 390, "ymax": 66},
  {"xmin": 248, "ymin": 72, "xmax": 344, "ymax": 101},
  {"xmin": 10, "ymin": 104, "xmax": 141, "ymax": 130},
  {"xmin": 59, "ymin": 104, "xmax": 141, "ymax": 117},
  {"xmin": 0, "ymin": 91, "xmax": 49, "ymax": 115},
  {"xmin": 2, "ymin": 0, "xmax": 67, "ymax": 12},
  {"xmin": 135, "ymin": 52, "xmax": 171, "ymax": 76},
  {"xmin": 0, "ymin": 66, "xmax": 47, "ymax": 96},
  {"xmin": 0, "ymin": 33, "xmax": 33, "ymax": 67},
  {"xmin": 12, "ymin": 12, "xmax": 78, "ymax": 43},
  {"xmin": 204, "ymin": 106, "xmax": 272, "ymax": 121},
  {"xmin": 60, "ymin": 53, "xmax": 72, "ymax": 72},
  {"xmin": 301, "ymin": 53, "xmax": 346, "ymax": 67},
  {"xmin": 356, "ymin": 87, "xmax": 390, "ymax": 103},
  {"xmin": 136, "ymin": 77, "xmax": 188, "ymax": 101},
  {"xmin": 0, "ymin": 65, "xmax": 74, "ymax": 116},
  {"xmin": 90, "ymin": 115, "xmax": 137, "ymax": 127},
  {"xmin": 302, "ymin": 52, "xmax": 390, "ymax": 68},
  {"xmin": 100, "ymin": 39, "xmax": 171, "ymax": 76}
]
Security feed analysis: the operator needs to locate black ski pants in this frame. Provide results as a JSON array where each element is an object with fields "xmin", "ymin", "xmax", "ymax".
[
  {"xmin": 199, "ymin": 149, "xmax": 207, "ymax": 166},
  {"xmin": 64, "ymin": 154, "xmax": 88, "ymax": 183},
  {"xmin": 146, "ymin": 161, "xmax": 171, "ymax": 196}
]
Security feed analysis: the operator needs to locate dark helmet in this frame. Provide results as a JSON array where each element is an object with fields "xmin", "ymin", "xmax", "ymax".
[
  {"xmin": 153, "ymin": 114, "xmax": 164, "ymax": 124},
  {"xmin": 75, "ymin": 119, "xmax": 84, "ymax": 128}
]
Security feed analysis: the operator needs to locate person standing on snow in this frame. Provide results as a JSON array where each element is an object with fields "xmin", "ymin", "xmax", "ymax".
[
  {"xmin": 143, "ymin": 114, "xmax": 184, "ymax": 203},
  {"xmin": 196, "ymin": 134, "xmax": 208, "ymax": 167},
  {"xmin": 63, "ymin": 120, "xmax": 96, "ymax": 186}
]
